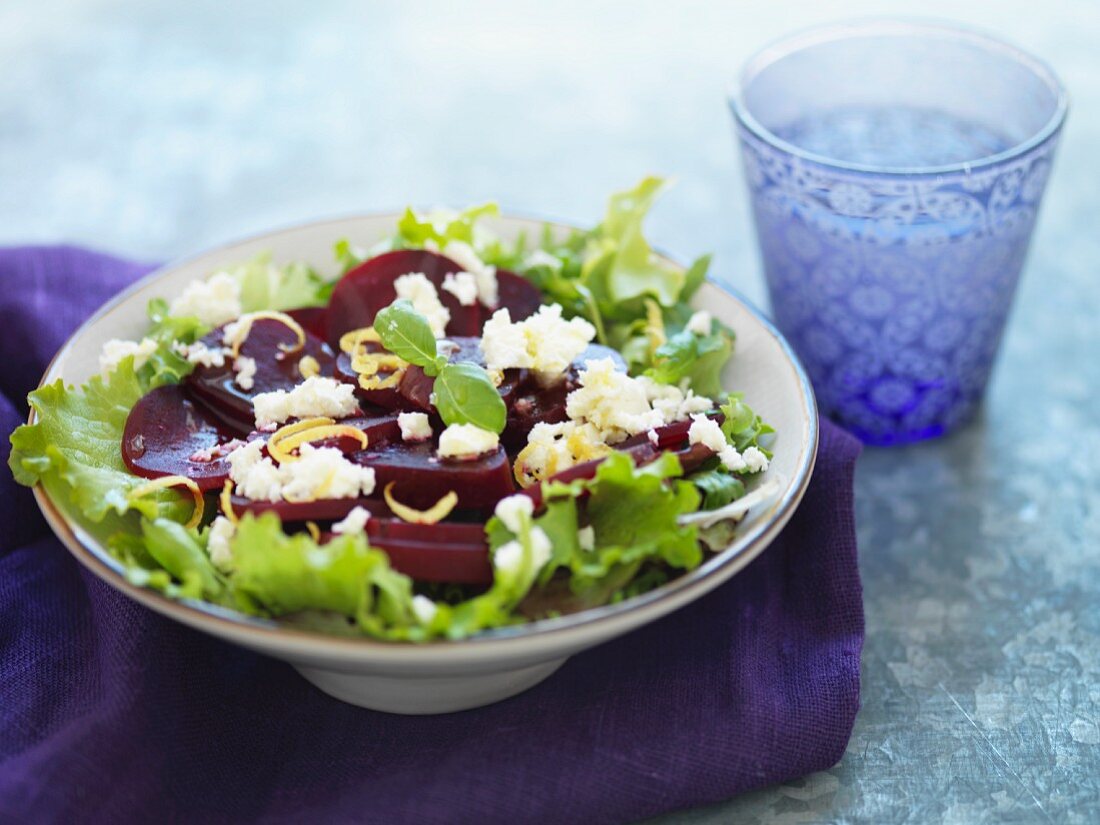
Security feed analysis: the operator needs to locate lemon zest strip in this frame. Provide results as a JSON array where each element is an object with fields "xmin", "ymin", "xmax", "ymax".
[
  {"xmin": 383, "ymin": 482, "xmax": 459, "ymax": 525},
  {"xmin": 129, "ymin": 475, "xmax": 204, "ymax": 529}
]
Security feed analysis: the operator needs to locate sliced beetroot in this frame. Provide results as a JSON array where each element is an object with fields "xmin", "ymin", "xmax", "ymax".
[
  {"xmin": 185, "ymin": 318, "xmax": 337, "ymax": 436},
  {"xmin": 122, "ymin": 384, "xmax": 241, "ymax": 491},
  {"xmin": 619, "ymin": 410, "xmax": 723, "ymax": 451},
  {"xmin": 364, "ymin": 518, "xmax": 491, "ymax": 584},
  {"xmin": 353, "ymin": 441, "xmax": 515, "ymax": 512},
  {"xmin": 231, "ymin": 494, "xmax": 393, "ymax": 522},
  {"xmin": 493, "ymin": 270, "xmax": 542, "ymax": 322},
  {"xmin": 322, "ymin": 250, "xmax": 480, "ymax": 347},
  {"xmin": 285, "ymin": 306, "xmax": 328, "ymax": 339}
]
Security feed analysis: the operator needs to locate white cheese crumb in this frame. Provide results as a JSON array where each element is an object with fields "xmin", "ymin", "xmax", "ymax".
[
  {"xmin": 494, "ymin": 494, "xmax": 534, "ymax": 534},
  {"xmin": 437, "ymin": 423, "xmax": 499, "ymax": 460},
  {"xmin": 687, "ymin": 414, "xmax": 728, "ymax": 453},
  {"xmin": 441, "ymin": 271, "xmax": 479, "ymax": 306},
  {"xmin": 687, "ymin": 414, "xmax": 768, "ymax": 474},
  {"xmin": 513, "ymin": 420, "xmax": 611, "ymax": 487},
  {"xmin": 233, "ymin": 356, "xmax": 257, "ymax": 391},
  {"xmin": 99, "ymin": 337, "xmax": 158, "ymax": 377},
  {"xmin": 207, "ymin": 516, "xmax": 236, "ymax": 572},
  {"xmin": 480, "ymin": 304, "xmax": 596, "ymax": 381},
  {"xmin": 252, "ymin": 376, "xmax": 358, "ymax": 428},
  {"xmin": 411, "ymin": 594, "xmax": 438, "ymax": 625},
  {"xmin": 493, "ymin": 526, "xmax": 552, "ymax": 574},
  {"xmin": 227, "ymin": 439, "xmax": 376, "ymax": 503},
  {"xmin": 174, "ymin": 340, "xmax": 228, "ymax": 368},
  {"xmin": 577, "ymin": 525, "xmax": 595, "ymax": 552},
  {"xmin": 168, "ymin": 272, "xmax": 243, "ymax": 327},
  {"xmin": 637, "ymin": 376, "xmax": 715, "ymax": 423},
  {"xmin": 397, "ymin": 412, "xmax": 432, "ymax": 442},
  {"xmin": 742, "ymin": 446, "xmax": 770, "ymax": 474},
  {"xmin": 646, "ymin": 429, "xmax": 660, "ymax": 446},
  {"xmin": 332, "ymin": 505, "xmax": 370, "ymax": 535},
  {"xmin": 565, "ymin": 358, "xmax": 665, "ymax": 443},
  {"xmin": 685, "ymin": 310, "xmax": 713, "ymax": 336},
  {"xmin": 442, "ymin": 240, "xmax": 498, "ymax": 306},
  {"xmin": 394, "ymin": 272, "xmax": 450, "ymax": 337}
]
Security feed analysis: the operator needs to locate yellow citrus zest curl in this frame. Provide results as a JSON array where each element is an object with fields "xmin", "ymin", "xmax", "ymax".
[
  {"xmin": 129, "ymin": 475, "xmax": 204, "ymax": 529},
  {"xmin": 298, "ymin": 354, "xmax": 321, "ymax": 378},
  {"xmin": 383, "ymin": 482, "xmax": 459, "ymax": 525},
  {"xmin": 223, "ymin": 311, "xmax": 306, "ymax": 358},
  {"xmin": 305, "ymin": 521, "xmax": 321, "ymax": 542},
  {"xmin": 219, "ymin": 480, "xmax": 238, "ymax": 524},
  {"xmin": 267, "ymin": 418, "xmax": 367, "ymax": 464},
  {"xmin": 339, "ymin": 326, "xmax": 382, "ymax": 354}
]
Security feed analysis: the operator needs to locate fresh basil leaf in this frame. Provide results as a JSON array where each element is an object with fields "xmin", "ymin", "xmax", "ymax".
[
  {"xmin": 433, "ymin": 362, "xmax": 506, "ymax": 433},
  {"xmin": 374, "ymin": 299, "xmax": 440, "ymax": 373}
]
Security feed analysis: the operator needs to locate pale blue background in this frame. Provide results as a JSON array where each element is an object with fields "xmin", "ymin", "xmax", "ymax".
[{"xmin": 3, "ymin": 1, "xmax": 1098, "ymax": 821}]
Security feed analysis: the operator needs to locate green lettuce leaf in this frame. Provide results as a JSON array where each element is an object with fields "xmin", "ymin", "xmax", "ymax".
[
  {"xmin": 225, "ymin": 253, "xmax": 331, "ymax": 312},
  {"xmin": 9, "ymin": 358, "xmax": 192, "ymax": 524},
  {"xmin": 141, "ymin": 518, "xmax": 225, "ymax": 600},
  {"xmin": 720, "ymin": 395, "xmax": 775, "ymax": 457},
  {"xmin": 646, "ymin": 326, "xmax": 733, "ymax": 398}
]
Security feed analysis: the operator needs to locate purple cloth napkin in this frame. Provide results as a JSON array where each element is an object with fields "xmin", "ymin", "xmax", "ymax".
[{"xmin": 0, "ymin": 246, "xmax": 864, "ymax": 824}]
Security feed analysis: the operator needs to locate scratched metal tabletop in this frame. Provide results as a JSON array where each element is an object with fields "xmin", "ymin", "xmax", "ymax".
[{"xmin": 3, "ymin": 1, "xmax": 1097, "ymax": 821}]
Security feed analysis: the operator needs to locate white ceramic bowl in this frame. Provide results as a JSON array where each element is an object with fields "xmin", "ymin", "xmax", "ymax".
[{"xmin": 31, "ymin": 214, "xmax": 818, "ymax": 714}]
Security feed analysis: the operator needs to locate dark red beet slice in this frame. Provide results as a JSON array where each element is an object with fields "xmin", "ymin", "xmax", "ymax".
[
  {"xmin": 231, "ymin": 494, "xmax": 393, "ymax": 522},
  {"xmin": 619, "ymin": 410, "xmax": 723, "ymax": 451},
  {"xmin": 353, "ymin": 441, "xmax": 515, "ymax": 512},
  {"xmin": 322, "ymin": 250, "xmax": 480, "ymax": 347},
  {"xmin": 122, "ymin": 384, "xmax": 241, "ymax": 491},
  {"xmin": 285, "ymin": 306, "xmax": 328, "ymax": 339},
  {"xmin": 493, "ymin": 270, "xmax": 542, "ymax": 322},
  {"xmin": 185, "ymin": 318, "xmax": 337, "ymax": 437},
  {"xmin": 501, "ymin": 344, "xmax": 627, "ymax": 452},
  {"xmin": 365, "ymin": 518, "xmax": 492, "ymax": 584}
]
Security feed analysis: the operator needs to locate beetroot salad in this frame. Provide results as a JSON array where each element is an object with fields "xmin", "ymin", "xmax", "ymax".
[{"xmin": 10, "ymin": 178, "xmax": 777, "ymax": 641}]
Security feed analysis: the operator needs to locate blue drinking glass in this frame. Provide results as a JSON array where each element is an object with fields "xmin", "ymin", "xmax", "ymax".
[{"xmin": 730, "ymin": 21, "xmax": 1067, "ymax": 445}]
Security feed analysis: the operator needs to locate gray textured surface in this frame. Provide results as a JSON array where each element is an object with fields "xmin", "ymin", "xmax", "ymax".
[{"xmin": 3, "ymin": 1, "xmax": 1098, "ymax": 821}]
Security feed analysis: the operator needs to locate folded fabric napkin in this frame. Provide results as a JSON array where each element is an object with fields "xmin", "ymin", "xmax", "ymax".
[{"xmin": 0, "ymin": 246, "xmax": 863, "ymax": 824}]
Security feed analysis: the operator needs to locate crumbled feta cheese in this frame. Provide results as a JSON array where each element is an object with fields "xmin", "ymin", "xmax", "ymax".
[
  {"xmin": 99, "ymin": 337, "xmax": 158, "ymax": 377},
  {"xmin": 577, "ymin": 525, "xmax": 595, "ymax": 552},
  {"xmin": 207, "ymin": 516, "xmax": 236, "ymax": 571},
  {"xmin": 442, "ymin": 240, "xmax": 498, "ymax": 306},
  {"xmin": 233, "ymin": 356, "xmax": 257, "ymax": 390},
  {"xmin": 685, "ymin": 310, "xmax": 713, "ymax": 336},
  {"xmin": 174, "ymin": 340, "xmax": 228, "ymax": 368},
  {"xmin": 394, "ymin": 272, "xmax": 450, "ymax": 337},
  {"xmin": 742, "ymin": 446, "xmax": 770, "ymax": 474},
  {"xmin": 227, "ymin": 439, "xmax": 376, "ymax": 503},
  {"xmin": 437, "ymin": 423, "xmax": 499, "ymax": 460},
  {"xmin": 411, "ymin": 594, "xmax": 438, "ymax": 624},
  {"xmin": 688, "ymin": 414, "xmax": 728, "ymax": 453},
  {"xmin": 513, "ymin": 420, "xmax": 611, "ymax": 486},
  {"xmin": 493, "ymin": 526, "xmax": 552, "ymax": 574},
  {"xmin": 565, "ymin": 358, "xmax": 665, "ymax": 443},
  {"xmin": 397, "ymin": 412, "xmax": 432, "ymax": 442},
  {"xmin": 441, "ymin": 271, "xmax": 479, "ymax": 306},
  {"xmin": 480, "ymin": 304, "xmax": 596, "ymax": 380},
  {"xmin": 168, "ymin": 272, "xmax": 243, "ymax": 327},
  {"xmin": 332, "ymin": 505, "xmax": 370, "ymax": 535},
  {"xmin": 687, "ymin": 414, "xmax": 768, "ymax": 474},
  {"xmin": 637, "ymin": 377, "xmax": 715, "ymax": 424},
  {"xmin": 524, "ymin": 249, "xmax": 563, "ymax": 271},
  {"xmin": 494, "ymin": 494, "xmax": 534, "ymax": 534},
  {"xmin": 647, "ymin": 429, "xmax": 660, "ymax": 446},
  {"xmin": 252, "ymin": 376, "xmax": 358, "ymax": 428}
]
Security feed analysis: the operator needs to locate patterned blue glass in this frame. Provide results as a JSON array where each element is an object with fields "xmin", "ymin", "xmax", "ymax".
[{"xmin": 731, "ymin": 22, "xmax": 1067, "ymax": 445}]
